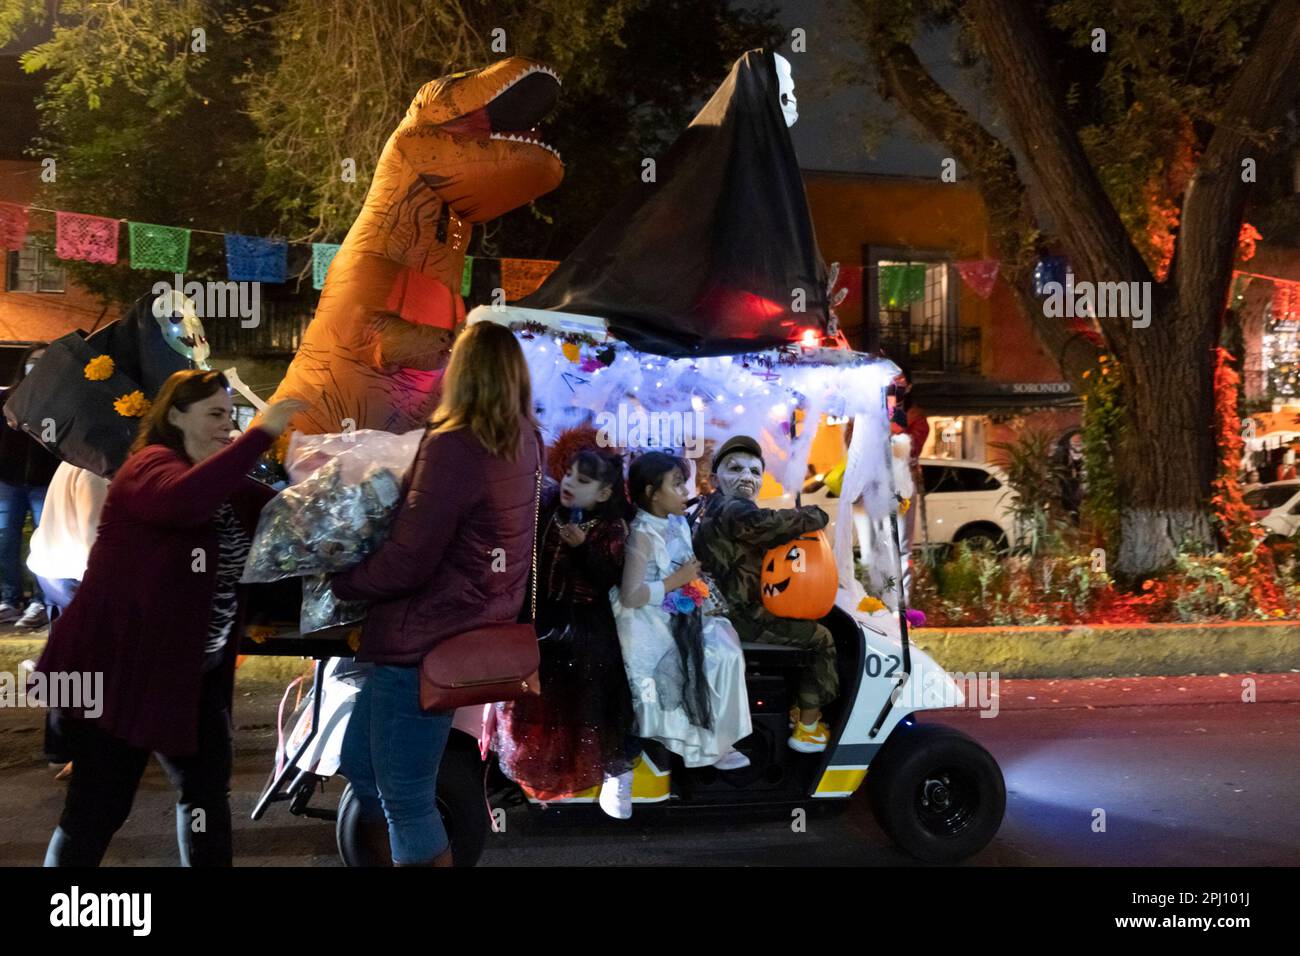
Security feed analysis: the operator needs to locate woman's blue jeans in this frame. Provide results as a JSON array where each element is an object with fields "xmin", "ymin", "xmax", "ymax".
[
  {"xmin": 339, "ymin": 664, "xmax": 454, "ymax": 864},
  {"xmin": 0, "ymin": 480, "xmax": 45, "ymax": 606}
]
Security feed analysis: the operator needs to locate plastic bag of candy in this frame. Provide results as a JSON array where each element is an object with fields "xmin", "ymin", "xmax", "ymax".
[
  {"xmin": 241, "ymin": 456, "xmax": 405, "ymax": 583},
  {"xmin": 299, "ymin": 573, "xmax": 368, "ymax": 635},
  {"xmin": 241, "ymin": 428, "xmax": 423, "ymax": 632},
  {"xmin": 242, "ymin": 427, "xmax": 421, "ymax": 579},
  {"xmin": 283, "ymin": 428, "xmax": 422, "ymax": 485}
]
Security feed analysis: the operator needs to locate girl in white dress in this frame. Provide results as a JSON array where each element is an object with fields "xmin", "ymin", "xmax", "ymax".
[{"xmin": 612, "ymin": 452, "xmax": 752, "ymax": 770}]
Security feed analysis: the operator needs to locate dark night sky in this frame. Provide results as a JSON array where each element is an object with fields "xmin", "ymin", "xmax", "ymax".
[
  {"xmin": 2, "ymin": 3, "xmax": 997, "ymax": 176},
  {"xmin": 767, "ymin": 0, "xmax": 1002, "ymax": 178}
]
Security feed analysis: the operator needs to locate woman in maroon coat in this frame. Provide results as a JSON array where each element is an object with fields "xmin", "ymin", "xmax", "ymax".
[
  {"xmin": 35, "ymin": 370, "xmax": 305, "ymax": 866},
  {"xmin": 330, "ymin": 321, "xmax": 540, "ymax": 867}
]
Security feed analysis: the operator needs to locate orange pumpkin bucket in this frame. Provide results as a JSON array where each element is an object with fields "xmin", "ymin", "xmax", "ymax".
[{"xmin": 760, "ymin": 529, "xmax": 838, "ymax": 619}]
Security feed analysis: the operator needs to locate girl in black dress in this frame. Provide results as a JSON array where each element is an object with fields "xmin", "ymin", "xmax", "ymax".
[{"xmin": 494, "ymin": 443, "xmax": 639, "ymax": 817}]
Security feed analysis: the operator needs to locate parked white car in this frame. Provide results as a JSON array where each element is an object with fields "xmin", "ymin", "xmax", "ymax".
[
  {"xmin": 1244, "ymin": 481, "xmax": 1300, "ymax": 539},
  {"xmin": 758, "ymin": 458, "xmax": 1019, "ymax": 553}
]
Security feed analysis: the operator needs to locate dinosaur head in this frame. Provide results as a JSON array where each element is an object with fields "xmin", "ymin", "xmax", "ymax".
[{"xmin": 396, "ymin": 56, "xmax": 564, "ymax": 222}]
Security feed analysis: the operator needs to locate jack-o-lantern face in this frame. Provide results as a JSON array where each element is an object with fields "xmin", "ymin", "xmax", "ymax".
[{"xmin": 760, "ymin": 529, "xmax": 837, "ymax": 619}]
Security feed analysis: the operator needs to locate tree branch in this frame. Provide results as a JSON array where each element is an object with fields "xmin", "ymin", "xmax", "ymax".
[
  {"xmin": 855, "ymin": 0, "xmax": 1099, "ymax": 388},
  {"xmin": 962, "ymin": 0, "xmax": 1154, "ymax": 354},
  {"xmin": 1171, "ymin": 0, "xmax": 1300, "ymax": 326}
]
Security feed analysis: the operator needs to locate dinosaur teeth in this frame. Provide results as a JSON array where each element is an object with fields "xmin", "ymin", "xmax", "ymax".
[{"xmin": 488, "ymin": 130, "xmax": 561, "ymax": 159}]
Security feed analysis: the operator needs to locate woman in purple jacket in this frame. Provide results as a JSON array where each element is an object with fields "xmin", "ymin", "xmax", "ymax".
[
  {"xmin": 36, "ymin": 370, "xmax": 305, "ymax": 866},
  {"xmin": 331, "ymin": 321, "xmax": 540, "ymax": 867}
]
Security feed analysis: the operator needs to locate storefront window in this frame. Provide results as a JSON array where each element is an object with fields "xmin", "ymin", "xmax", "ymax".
[{"xmin": 920, "ymin": 415, "xmax": 987, "ymax": 461}]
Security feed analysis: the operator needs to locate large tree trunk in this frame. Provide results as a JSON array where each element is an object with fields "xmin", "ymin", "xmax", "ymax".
[
  {"xmin": 1114, "ymin": 303, "xmax": 1219, "ymax": 574},
  {"xmin": 859, "ymin": 0, "xmax": 1300, "ymax": 575}
]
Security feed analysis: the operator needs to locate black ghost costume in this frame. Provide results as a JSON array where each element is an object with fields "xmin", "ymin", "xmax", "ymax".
[{"xmin": 522, "ymin": 49, "xmax": 830, "ymax": 356}]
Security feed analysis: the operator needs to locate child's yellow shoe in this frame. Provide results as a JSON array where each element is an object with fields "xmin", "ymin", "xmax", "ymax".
[{"xmin": 788, "ymin": 720, "xmax": 830, "ymax": 753}]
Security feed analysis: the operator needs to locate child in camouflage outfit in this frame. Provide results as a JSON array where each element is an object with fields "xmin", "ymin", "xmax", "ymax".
[{"xmin": 692, "ymin": 435, "xmax": 838, "ymax": 753}]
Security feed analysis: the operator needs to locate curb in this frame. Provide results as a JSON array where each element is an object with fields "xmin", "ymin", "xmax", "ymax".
[
  {"xmin": 6, "ymin": 619, "xmax": 1300, "ymax": 682},
  {"xmin": 911, "ymin": 620, "xmax": 1300, "ymax": 678}
]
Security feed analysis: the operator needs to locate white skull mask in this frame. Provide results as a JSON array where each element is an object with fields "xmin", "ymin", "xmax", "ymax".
[
  {"xmin": 716, "ymin": 451, "xmax": 765, "ymax": 500},
  {"xmin": 774, "ymin": 53, "xmax": 798, "ymax": 127},
  {"xmin": 152, "ymin": 291, "xmax": 211, "ymax": 369}
]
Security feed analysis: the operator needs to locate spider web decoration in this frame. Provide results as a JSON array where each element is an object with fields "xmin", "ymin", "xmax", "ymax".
[{"xmin": 560, "ymin": 371, "xmax": 589, "ymax": 393}]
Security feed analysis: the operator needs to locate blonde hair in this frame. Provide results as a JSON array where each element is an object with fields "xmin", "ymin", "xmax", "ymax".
[{"xmin": 429, "ymin": 321, "xmax": 537, "ymax": 461}]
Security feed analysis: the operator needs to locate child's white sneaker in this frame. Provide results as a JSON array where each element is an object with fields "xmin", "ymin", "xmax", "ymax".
[
  {"xmin": 599, "ymin": 770, "xmax": 633, "ymax": 820},
  {"xmin": 712, "ymin": 748, "xmax": 751, "ymax": 771}
]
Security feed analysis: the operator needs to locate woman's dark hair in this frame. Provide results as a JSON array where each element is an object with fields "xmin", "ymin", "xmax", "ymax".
[
  {"xmin": 130, "ymin": 369, "xmax": 230, "ymax": 459},
  {"xmin": 569, "ymin": 449, "xmax": 633, "ymax": 521},
  {"xmin": 628, "ymin": 451, "xmax": 689, "ymax": 512}
]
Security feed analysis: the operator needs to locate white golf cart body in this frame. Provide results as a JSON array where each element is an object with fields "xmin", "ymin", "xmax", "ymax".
[
  {"xmin": 275, "ymin": 303, "xmax": 965, "ymax": 808},
  {"xmin": 254, "ymin": 306, "xmax": 1006, "ymax": 866}
]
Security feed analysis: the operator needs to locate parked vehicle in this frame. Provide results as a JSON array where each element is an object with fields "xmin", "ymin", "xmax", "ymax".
[
  {"xmin": 1245, "ymin": 481, "xmax": 1300, "ymax": 540},
  {"xmin": 917, "ymin": 459, "xmax": 1018, "ymax": 552},
  {"xmin": 762, "ymin": 458, "xmax": 1018, "ymax": 555}
]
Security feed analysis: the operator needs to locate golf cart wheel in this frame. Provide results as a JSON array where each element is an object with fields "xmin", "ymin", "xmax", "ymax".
[
  {"xmin": 337, "ymin": 747, "xmax": 489, "ymax": 868},
  {"xmin": 868, "ymin": 722, "xmax": 1005, "ymax": 864}
]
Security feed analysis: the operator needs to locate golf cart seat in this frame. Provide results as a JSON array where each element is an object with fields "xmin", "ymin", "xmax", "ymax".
[{"xmin": 740, "ymin": 641, "xmax": 813, "ymax": 671}]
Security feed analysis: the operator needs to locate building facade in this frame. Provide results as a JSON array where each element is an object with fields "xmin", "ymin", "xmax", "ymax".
[{"xmin": 804, "ymin": 170, "xmax": 1081, "ymax": 465}]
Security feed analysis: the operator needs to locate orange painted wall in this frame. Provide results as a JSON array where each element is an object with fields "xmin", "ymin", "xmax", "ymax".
[
  {"xmin": 0, "ymin": 160, "xmax": 120, "ymax": 342},
  {"xmin": 803, "ymin": 171, "xmax": 1064, "ymax": 385}
]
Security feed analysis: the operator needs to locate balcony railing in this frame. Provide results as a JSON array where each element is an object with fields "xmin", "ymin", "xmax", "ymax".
[{"xmin": 871, "ymin": 320, "xmax": 981, "ymax": 374}]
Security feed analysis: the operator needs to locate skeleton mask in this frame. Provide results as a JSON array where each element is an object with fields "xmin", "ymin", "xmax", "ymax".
[
  {"xmin": 152, "ymin": 290, "xmax": 211, "ymax": 369},
  {"xmin": 774, "ymin": 53, "xmax": 798, "ymax": 127},
  {"xmin": 716, "ymin": 451, "xmax": 765, "ymax": 500}
]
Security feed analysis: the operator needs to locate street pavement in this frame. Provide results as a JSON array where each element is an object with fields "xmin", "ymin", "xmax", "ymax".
[{"xmin": 1, "ymin": 670, "xmax": 1297, "ymax": 866}]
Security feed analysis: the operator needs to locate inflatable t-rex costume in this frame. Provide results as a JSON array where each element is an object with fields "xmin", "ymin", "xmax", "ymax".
[{"xmin": 272, "ymin": 56, "xmax": 564, "ymax": 434}]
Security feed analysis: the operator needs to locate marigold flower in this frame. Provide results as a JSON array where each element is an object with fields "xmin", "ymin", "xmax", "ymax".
[
  {"xmin": 84, "ymin": 355, "xmax": 114, "ymax": 381},
  {"xmin": 113, "ymin": 390, "xmax": 150, "ymax": 418}
]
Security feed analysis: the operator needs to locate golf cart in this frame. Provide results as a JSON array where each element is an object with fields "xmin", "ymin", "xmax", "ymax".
[{"xmin": 241, "ymin": 305, "xmax": 1006, "ymax": 866}]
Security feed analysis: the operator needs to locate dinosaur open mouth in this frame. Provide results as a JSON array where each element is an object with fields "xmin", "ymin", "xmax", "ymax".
[
  {"xmin": 488, "ymin": 129, "xmax": 560, "ymax": 160},
  {"xmin": 465, "ymin": 62, "xmax": 562, "ymax": 160}
]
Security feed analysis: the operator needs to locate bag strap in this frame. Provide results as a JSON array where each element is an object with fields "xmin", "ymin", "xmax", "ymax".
[{"xmin": 528, "ymin": 434, "xmax": 542, "ymax": 623}]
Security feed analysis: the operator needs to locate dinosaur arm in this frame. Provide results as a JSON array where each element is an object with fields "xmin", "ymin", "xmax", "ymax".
[{"xmin": 370, "ymin": 313, "xmax": 455, "ymax": 371}]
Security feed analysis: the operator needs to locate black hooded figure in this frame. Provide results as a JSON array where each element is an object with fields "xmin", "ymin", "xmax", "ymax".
[
  {"xmin": 2, "ymin": 291, "xmax": 202, "ymax": 476},
  {"xmin": 522, "ymin": 49, "xmax": 829, "ymax": 356}
]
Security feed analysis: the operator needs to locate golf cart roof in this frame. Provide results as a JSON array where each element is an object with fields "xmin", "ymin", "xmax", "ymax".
[{"xmin": 466, "ymin": 304, "xmax": 888, "ymax": 368}]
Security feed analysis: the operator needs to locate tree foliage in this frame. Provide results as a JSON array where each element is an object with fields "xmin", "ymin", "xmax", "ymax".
[
  {"xmin": 9, "ymin": 0, "xmax": 782, "ymax": 304},
  {"xmin": 13, "ymin": 0, "xmax": 279, "ymax": 304},
  {"xmin": 844, "ymin": 0, "xmax": 1300, "ymax": 573}
]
